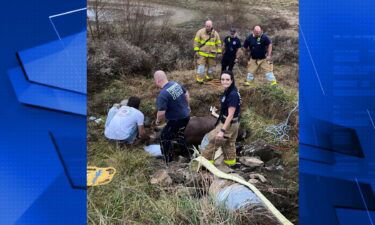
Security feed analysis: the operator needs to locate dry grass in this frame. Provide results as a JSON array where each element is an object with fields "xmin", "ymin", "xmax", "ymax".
[
  {"xmin": 247, "ymin": 0, "xmax": 298, "ymax": 10},
  {"xmin": 272, "ymin": 30, "xmax": 299, "ymax": 65},
  {"xmin": 87, "ymin": 121, "xmax": 281, "ymax": 225}
]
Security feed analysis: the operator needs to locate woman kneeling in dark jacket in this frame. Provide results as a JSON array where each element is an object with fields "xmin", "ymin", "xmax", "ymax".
[{"xmin": 202, "ymin": 70, "xmax": 241, "ymax": 168}]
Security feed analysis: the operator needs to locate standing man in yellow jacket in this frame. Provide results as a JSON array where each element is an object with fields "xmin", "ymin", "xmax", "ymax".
[{"xmin": 193, "ymin": 20, "xmax": 222, "ymax": 84}]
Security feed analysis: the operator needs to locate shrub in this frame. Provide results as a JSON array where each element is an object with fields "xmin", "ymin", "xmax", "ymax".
[
  {"xmin": 272, "ymin": 30, "xmax": 299, "ymax": 65},
  {"xmin": 88, "ymin": 39, "xmax": 153, "ymax": 93},
  {"xmin": 206, "ymin": 0, "xmax": 250, "ymax": 31},
  {"xmin": 88, "ymin": 41, "xmax": 118, "ymax": 94},
  {"xmin": 248, "ymin": 85, "xmax": 297, "ymax": 122},
  {"xmin": 262, "ymin": 17, "xmax": 291, "ymax": 35},
  {"xmin": 106, "ymin": 39, "xmax": 153, "ymax": 76}
]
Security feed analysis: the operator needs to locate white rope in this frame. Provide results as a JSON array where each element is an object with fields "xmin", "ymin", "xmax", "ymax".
[{"xmin": 265, "ymin": 103, "xmax": 298, "ymax": 142}]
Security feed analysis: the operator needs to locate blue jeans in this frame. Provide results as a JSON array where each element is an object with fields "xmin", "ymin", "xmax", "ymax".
[{"xmin": 124, "ymin": 126, "xmax": 138, "ymax": 144}]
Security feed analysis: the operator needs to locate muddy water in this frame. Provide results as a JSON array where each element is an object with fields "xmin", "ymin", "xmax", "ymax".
[
  {"xmin": 149, "ymin": 3, "xmax": 198, "ymax": 25},
  {"xmin": 87, "ymin": 1, "xmax": 198, "ymax": 25}
]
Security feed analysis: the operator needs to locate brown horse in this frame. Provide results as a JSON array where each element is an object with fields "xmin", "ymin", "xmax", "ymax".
[{"xmin": 153, "ymin": 116, "xmax": 247, "ymax": 146}]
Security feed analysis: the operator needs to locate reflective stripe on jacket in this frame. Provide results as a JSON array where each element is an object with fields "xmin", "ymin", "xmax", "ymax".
[{"xmin": 194, "ymin": 28, "xmax": 222, "ymax": 58}]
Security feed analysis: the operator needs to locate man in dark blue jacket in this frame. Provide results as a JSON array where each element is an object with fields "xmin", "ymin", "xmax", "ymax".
[
  {"xmin": 243, "ymin": 25, "xmax": 277, "ymax": 86},
  {"xmin": 154, "ymin": 70, "xmax": 191, "ymax": 163},
  {"xmin": 221, "ymin": 27, "xmax": 241, "ymax": 72}
]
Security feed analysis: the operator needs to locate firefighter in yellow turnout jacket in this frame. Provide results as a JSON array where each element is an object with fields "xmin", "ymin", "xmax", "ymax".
[{"xmin": 194, "ymin": 20, "xmax": 222, "ymax": 83}]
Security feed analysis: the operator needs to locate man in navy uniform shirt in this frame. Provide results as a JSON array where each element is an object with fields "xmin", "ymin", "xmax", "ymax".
[
  {"xmin": 243, "ymin": 25, "xmax": 277, "ymax": 86},
  {"xmin": 221, "ymin": 27, "xmax": 242, "ymax": 72},
  {"xmin": 154, "ymin": 70, "xmax": 191, "ymax": 163}
]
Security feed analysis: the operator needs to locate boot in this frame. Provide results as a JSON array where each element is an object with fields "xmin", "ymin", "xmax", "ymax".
[
  {"xmin": 204, "ymin": 75, "xmax": 213, "ymax": 81},
  {"xmin": 196, "ymin": 76, "xmax": 204, "ymax": 84},
  {"xmin": 244, "ymin": 80, "xmax": 255, "ymax": 87}
]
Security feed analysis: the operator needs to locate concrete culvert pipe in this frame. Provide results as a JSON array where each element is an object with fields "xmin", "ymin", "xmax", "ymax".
[{"xmin": 209, "ymin": 178, "xmax": 262, "ymax": 210}]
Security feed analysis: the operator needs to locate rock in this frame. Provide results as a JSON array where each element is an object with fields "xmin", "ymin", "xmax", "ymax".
[
  {"xmin": 249, "ymin": 173, "xmax": 267, "ymax": 183},
  {"xmin": 248, "ymin": 178, "xmax": 259, "ymax": 184},
  {"xmin": 238, "ymin": 172, "xmax": 250, "ymax": 180},
  {"xmin": 183, "ymin": 172, "xmax": 194, "ymax": 186},
  {"xmin": 239, "ymin": 157, "xmax": 264, "ymax": 168},
  {"xmin": 265, "ymin": 158, "xmax": 281, "ymax": 167},
  {"xmin": 150, "ymin": 169, "xmax": 172, "ymax": 187},
  {"xmin": 241, "ymin": 167, "xmax": 255, "ymax": 173},
  {"xmin": 179, "ymin": 163, "xmax": 189, "ymax": 168},
  {"xmin": 168, "ymin": 172, "xmax": 185, "ymax": 184},
  {"xmin": 89, "ymin": 116, "xmax": 96, "ymax": 121},
  {"xmin": 264, "ymin": 166, "xmax": 274, "ymax": 171},
  {"xmin": 275, "ymin": 165, "xmax": 284, "ymax": 171},
  {"xmin": 241, "ymin": 140, "xmax": 281, "ymax": 162}
]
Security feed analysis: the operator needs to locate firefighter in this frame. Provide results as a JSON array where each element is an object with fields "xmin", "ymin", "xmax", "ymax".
[
  {"xmin": 221, "ymin": 27, "xmax": 241, "ymax": 73},
  {"xmin": 243, "ymin": 25, "xmax": 277, "ymax": 86},
  {"xmin": 193, "ymin": 20, "xmax": 222, "ymax": 84},
  {"xmin": 202, "ymin": 70, "xmax": 241, "ymax": 168},
  {"xmin": 154, "ymin": 70, "xmax": 191, "ymax": 163}
]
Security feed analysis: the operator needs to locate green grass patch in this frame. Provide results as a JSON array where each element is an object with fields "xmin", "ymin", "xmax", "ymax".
[
  {"xmin": 249, "ymin": 85, "xmax": 297, "ymax": 120},
  {"xmin": 87, "ymin": 141, "xmax": 257, "ymax": 225}
]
